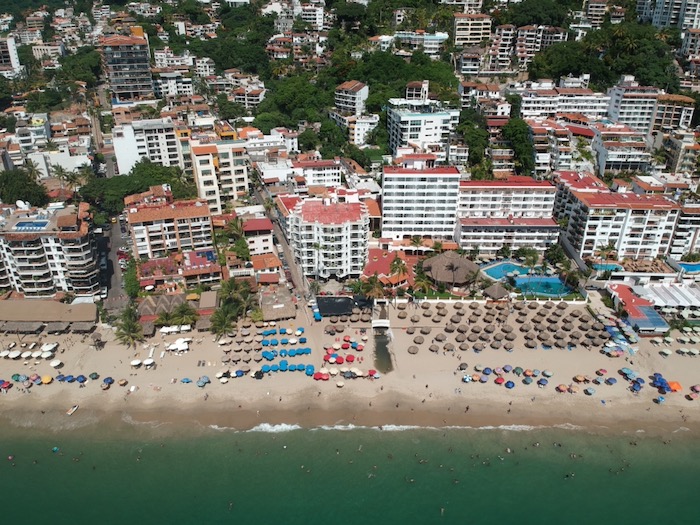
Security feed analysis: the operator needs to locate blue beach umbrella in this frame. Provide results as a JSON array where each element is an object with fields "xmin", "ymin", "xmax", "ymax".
[
  {"xmin": 279, "ymin": 360, "xmax": 288, "ymax": 372},
  {"xmin": 76, "ymin": 375, "xmax": 87, "ymax": 383},
  {"xmin": 305, "ymin": 365, "xmax": 315, "ymax": 376},
  {"xmin": 606, "ymin": 378, "xmax": 617, "ymax": 385},
  {"xmin": 632, "ymin": 383, "xmax": 642, "ymax": 392},
  {"xmin": 297, "ymin": 327, "xmax": 305, "ymax": 334},
  {"xmin": 299, "ymin": 337, "xmax": 307, "ymax": 343},
  {"xmin": 298, "ymin": 365, "xmax": 306, "ymax": 372},
  {"xmin": 103, "ymin": 377, "xmax": 114, "ymax": 385},
  {"xmin": 281, "ymin": 338, "xmax": 289, "ymax": 345},
  {"xmin": 181, "ymin": 378, "xmax": 192, "ymax": 383},
  {"xmin": 262, "ymin": 365, "xmax": 270, "ymax": 373},
  {"xmin": 505, "ymin": 381, "xmax": 515, "ymax": 389},
  {"xmin": 635, "ymin": 378, "xmax": 645, "ymax": 385},
  {"xmin": 271, "ymin": 364, "xmax": 279, "ymax": 372},
  {"xmin": 270, "ymin": 339, "xmax": 278, "ymax": 346},
  {"xmin": 533, "ymin": 369, "xmax": 541, "ymax": 377},
  {"xmin": 523, "ymin": 377, "xmax": 533, "ymax": 385},
  {"xmin": 479, "ymin": 375, "xmax": 488, "ymax": 383},
  {"xmin": 288, "ymin": 349, "xmax": 296, "ymax": 357},
  {"xmin": 280, "ymin": 350, "xmax": 287, "ymax": 357},
  {"xmin": 201, "ymin": 376, "xmax": 210, "ymax": 384},
  {"xmin": 483, "ymin": 367, "xmax": 492, "ymax": 375},
  {"xmin": 288, "ymin": 364, "xmax": 296, "ymax": 371},
  {"xmin": 279, "ymin": 328, "xmax": 287, "ymax": 334},
  {"xmin": 196, "ymin": 380, "xmax": 206, "ymax": 388},
  {"xmin": 235, "ymin": 370, "xmax": 244, "ymax": 378},
  {"xmin": 65, "ymin": 375, "xmax": 75, "ymax": 383},
  {"xmin": 503, "ymin": 365, "xmax": 513, "ymax": 373},
  {"xmin": 262, "ymin": 340, "xmax": 269, "ymax": 347},
  {"xmin": 537, "ymin": 378, "xmax": 548, "ymax": 386}
]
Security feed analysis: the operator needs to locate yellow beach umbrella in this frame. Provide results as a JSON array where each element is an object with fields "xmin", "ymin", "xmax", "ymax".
[{"xmin": 41, "ymin": 375, "xmax": 53, "ymax": 384}]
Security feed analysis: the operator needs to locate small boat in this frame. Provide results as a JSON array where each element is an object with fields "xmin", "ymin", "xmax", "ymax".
[{"xmin": 66, "ymin": 405, "xmax": 79, "ymax": 416}]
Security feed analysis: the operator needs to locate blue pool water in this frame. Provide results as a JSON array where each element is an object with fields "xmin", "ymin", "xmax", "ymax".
[
  {"xmin": 679, "ymin": 262, "xmax": 700, "ymax": 274},
  {"xmin": 14, "ymin": 220, "xmax": 48, "ymax": 231},
  {"xmin": 482, "ymin": 262, "xmax": 527, "ymax": 280},
  {"xmin": 593, "ymin": 263, "xmax": 623, "ymax": 272},
  {"xmin": 515, "ymin": 276, "xmax": 572, "ymax": 297}
]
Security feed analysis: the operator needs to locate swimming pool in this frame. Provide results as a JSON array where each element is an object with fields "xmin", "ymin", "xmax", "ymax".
[
  {"xmin": 593, "ymin": 263, "xmax": 623, "ymax": 272},
  {"xmin": 514, "ymin": 276, "xmax": 572, "ymax": 297},
  {"xmin": 679, "ymin": 262, "xmax": 700, "ymax": 274},
  {"xmin": 14, "ymin": 220, "xmax": 48, "ymax": 231},
  {"xmin": 482, "ymin": 262, "xmax": 528, "ymax": 280}
]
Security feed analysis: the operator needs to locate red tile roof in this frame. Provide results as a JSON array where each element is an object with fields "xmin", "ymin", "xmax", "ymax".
[
  {"xmin": 608, "ymin": 283, "xmax": 653, "ymax": 318},
  {"xmin": 296, "ymin": 200, "xmax": 366, "ymax": 224},
  {"xmin": 242, "ymin": 218, "xmax": 274, "ymax": 232},
  {"xmin": 459, "ymin": 176, "xmax": 554, "ymax": 189},
  {"xmin": 571, "ymin": 191, "xmax": 679, "ymax": 210}
]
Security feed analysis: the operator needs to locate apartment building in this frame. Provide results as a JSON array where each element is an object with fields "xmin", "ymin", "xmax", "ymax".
[
  {"xmin": 286, "ymin": 199, "xmax": 370, "ymax": 279},
  {"xmin": 113, "ymin": 117, "xmax": 183, "ymax": 175},
  {"xmin": 190, "ymin": 140, "xmax": 250, "ymax": 215},
  {"xmin": 653, "ymin": 93, "xmax": 695, "ymax": 131},
  {"xmin": 329, "ymin": 112, "xmax": 380, "ymax": 146},
  {"xmin": 458, "ymin": 47, "xmax": 487, "ymax": 76},
  {"xmin": 456, "ymin": 216, "xmax": 560, "ymax": 255},
  {"xmin": 586, "ymin": 0, "xmax": 608, "ymax": 27},
  {"xmin": 607, "ymin": 75, "xmax": 662, "ymax": 133},
  {"xmin": 440, "ymin": 0, "xmax": 482, "ymax": 10},
  {"xmin": 0, "ymin": 203, "xmax": 100, "ymax": 298},
  {"xmin": 486, "ymin": 24, "xmax": 516, "ymax": 72},
  {"xmin": 31, "ymin": 41, "xmax": 66, "ymax": 60},
  {"xmin": 334, "ymin": 80, "xmax": 368, "ymax": 117},
  {"xmin": 453, "ymin": 13, "xmax": 492, "ymax": 47},
  {"xmin": 153, "ymin": 70, "xmax": 194, "ymax": 98},
  {"xmin": 515, "ymin": 25, "xmax": 567, "ymax": 69},
  {"xmin": 563, "ymin": 191, "xmax": 679, "ymax": 260},
  {"xmin": 15, "ymin": 113, "xmax": 51, "ymax": 153},
  {"xmin": 386, "ymin": 93, "xmax": 460, "ymax": 158},
  {"xmin": 552, "ymin": 170, "xmax": 610, "ymax": 221},
  {"xmin": 0, "ymin": 35, "xmax": 23, "ymax": 79},
  {"xmin": 394, "ymin": 30, "xmax": 449, "ymax": 58},
  {"xmin": 242, "ymin": 217, "xmax": 274, "ymax": 256},
  {"xmin": 381, "ymin": 166, "xmax": 461, "ymax": 240},
  {"xmin": 515, "ymin": 78, "xmax": 610, "ymax": 119},
  {"xmin": 153, "ymin": 47, "xmax": 196, "ymax": 68},
  {"xmin": 670, "ymin": 202, "xmax": 700, "ymax": 258},
  {"xmin": 664, "ymin": 130, "xmax": 700, "ymax": 174},
  {"xmin": 125, "ymin": 199, "xmax": 214, "ymax": 260},
  {"xmin": 99, "ymin": 32, "xmax": 153, "ymax": 102},
  {"xmin": 526, "ymin": 119, "xmax": 574, "ymax": 176},
  {"xmin": 291, "ymin": 159, "xmax": 344, "ymax": 187},
  {"xmin": 591, "ymin": 121, "xmax": 652, "ymax": 176}
]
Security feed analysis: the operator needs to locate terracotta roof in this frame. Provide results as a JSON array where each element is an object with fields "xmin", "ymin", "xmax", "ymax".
[
  {"xmin": 127, "ymin": 201, "xmax": 210, "ymax": 223},
  {"xmin": 242, "ymin": 218, "xmax": 274, "ymax": 232},
  {"xmin": 336, "ymin": 80, "xmax": 366, "ymax": 93},
  {"xmin": 296, "ymin": 200, "xmax": 366, "ymax": 224},
  {"xmin": 251, "ymin": 253, "xmax": 281, "ymax": 271},
  {"xmin": 363, "ymin": 198, "xmax": 381, "ymax": 218},
  {"xmin": 571, "ymin": 191, "xmax": 679, "ymax": 210}
]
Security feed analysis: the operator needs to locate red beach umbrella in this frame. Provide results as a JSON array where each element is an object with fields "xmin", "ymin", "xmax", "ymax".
[
  {"xmin": 336, "ymin": 356, "xmax": 345, "ymax": 364},
  {"xmin": 356, "ymin": 345, "xmax": 364, "ymax": 351},
  {"xmin": 322, "ymin": 373, "xmax": 330, "ymax": 381},
  {"xmin": 313, "ymin": 372, "xmax": 323, "ymax": 380},
  {"xmin": 343, "ymin": 336, "xmax": 351, "ymax": 342},
  {"xmin": 323, "ymin": 354, "xmax": 331, "ymax": 362},
  {"xmin": 368, "ymin": 369, "xmax": 377, "ymax": 376},
  {"xmin": 346, "ymin": 355, "xmax": 355, "ymax": 363},
  {"xmin": 341, "ymin": 343, "xmax": 350, "ymax": 349},
  {"xmin": 495, "ymin": 377, "xmax": 505, "ymax": 385}
]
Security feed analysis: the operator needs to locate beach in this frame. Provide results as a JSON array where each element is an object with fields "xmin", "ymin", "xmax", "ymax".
[
  {"xmin": 2, "ymin": 299, "xmax": 700, "ymax": 523},
  {"xmin": 1, "ymin": 299, "xmax": 699, "ymax": 436}
]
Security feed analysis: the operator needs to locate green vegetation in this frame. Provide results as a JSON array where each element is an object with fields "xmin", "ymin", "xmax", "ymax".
[
  {"xmin": 56, "ymin": 47, "xmax": 103, "ymax": 87},
  {"xmin": 210, "ymin": 279, "xmax": 255, "ymax": 339},
  {"xmin": 530, "ymin": 22, "xmax": 680, "ymax": 92},
  {"xmin": 115, "ymin": 302, "xmax": 144, "ymax": 348},
  {"xmin": 123, "ymin": 258, "xmax": 141, "ymax": 300},
  {"xmin": 544, "ymin": 244, "xmax": 567, "ymax": 266},
  {"xmin": 502, "ymin": 118, "xmax": 534, "ymax": 175},
  {"xmin": 79, "ymin": 160, "xmax": 196, "ymax": 215},
  {"xmin": 0, "ymin": 169, "xmax": 50, "ymax": 207}
]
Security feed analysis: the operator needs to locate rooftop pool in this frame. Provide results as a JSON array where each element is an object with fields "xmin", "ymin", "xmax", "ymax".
[
  {"xmin": 679, "ymin": 262, "xmax": 700, "ymax": 274},
  {"xmin": 482, "ymin": 261, "xmax": 528, "ymax": 280},
  {"xmin": 14, "ymin": 220, "xmax": 48, "ymax": 231},
  {"xmin": 593, "ymin": 263, "xmax": 623, "ymax": 272},
  {"xmin": 514, "ymin": 276, "xmax": 572, "ymax": 297}
]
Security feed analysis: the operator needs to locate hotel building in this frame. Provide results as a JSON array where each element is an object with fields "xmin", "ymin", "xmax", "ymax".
[{"xmin": 190, "ymin": 140, "xmax": 250, "ymax": 215}]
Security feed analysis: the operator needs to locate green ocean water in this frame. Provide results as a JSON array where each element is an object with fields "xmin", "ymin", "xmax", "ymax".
[{"xmin": 1, "ymin": 423, "xmax": 698, "ymax": 524}]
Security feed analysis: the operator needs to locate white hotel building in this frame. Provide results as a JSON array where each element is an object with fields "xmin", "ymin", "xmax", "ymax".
[
  {"xmin": 113, "ymin": 117, "xmax": 183, "ymax": 175},
  {"xmin": 386, "ymin": 97, "xmax": 460, "ymax": 158},
  {"xmin": 563, "ymin": 191, "xmax": 680, "ymax": 260},
  {"xmin": 381, "ymin": 166, "xmax": 461, "ymax": 240},
  {"xmin": 190, "ymin": 141, "xmax": 250, "ymax": 215},
  {"xmin": 286, "ymin": 199, "xmax": 370, "ymax": 279},
  {"xmin": 455, "ymin": 177, "xmax": 559, "ymax": 255}
]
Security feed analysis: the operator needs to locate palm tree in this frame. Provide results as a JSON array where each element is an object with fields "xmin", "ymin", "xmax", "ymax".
[
  {"xmin": 465, "ymin": 268, "xmax": 481, "ymax": 296},
  {"xmin": 45, "ymin": 139, "xmax": 59, "ymax": 151},
  {"xmin": 445, "ymin": 261, "xmax": 457, "ymax": 290},
  {"xmin": 347, "ymin": 279, "xmax": 365, "ymax": 295},
  {"xmin": 431, "ymin": 241, "xmax": 443, "ymax": 253},
  {"xmin": 410, "ymin": 236, "xmax": 423, "ymax": 248},
  {"xmin": 172, "ymin": 302, "xmax": 199, "ymax": 326},
  {"xmin": 313, "ymin": 242, "xmax": 322, "ymax": 279},
  {"xmin": 52, "ymin": 164, "xmax": 69, "ymax": 187},
  {"xmin": 413, "ymin": 276, "xmax": 433, "ymax": 295},
  {"xmin": 596, "ymin": 241, "xmax": 616, "ymax": 266},
  {"xmin": 115, "ymin": 304, "xmax": 144, "ymax": 348},
  {"xmin": 363, "ymin": 273, "xmax": 385, "ymax": 301},
  {"xmin": 24, "ymin": 159, "xmax": 42, "ymax": 181},
  {"xmin": 227, "ymin": 216, "xmax": 245, "ymax": 240},
  {"xmin": 309, "ymin": 280, "xmax": 322, "ymax": 297},
  {"xmin": 389, "ymin": 254, "xmax": 408, "ymax": 283},
  {"xmin": 154, "ymin": 310, "xmax": 176, "ymax": 327},
  {"xmin": 210, "ymin": 304, "xmax": 238, "ymax": 340},
  {"xmin": 524, "ymin": 251, "xmax": 539, "ymax": 298}
]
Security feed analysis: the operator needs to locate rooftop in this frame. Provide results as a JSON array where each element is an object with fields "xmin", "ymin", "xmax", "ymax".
[{"xmin": 295, "ymin": 200, "xmax": 367, "ymax": 225}]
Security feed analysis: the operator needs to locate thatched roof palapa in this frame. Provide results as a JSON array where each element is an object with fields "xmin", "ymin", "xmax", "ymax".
[{"xmin": 423, "ymin": 251, "xmax": 480, "ymax": 286}]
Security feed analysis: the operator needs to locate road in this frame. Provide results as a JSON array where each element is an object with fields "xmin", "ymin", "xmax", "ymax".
[{"xmin": 101, "ymin": 223, "xmax": 128, "ymax": 312}]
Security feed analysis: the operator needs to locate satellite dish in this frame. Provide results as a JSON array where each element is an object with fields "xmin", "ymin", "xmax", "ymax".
[{"xmin": 15, "ymin": 200, "xmax": 28, "ymax": 210}]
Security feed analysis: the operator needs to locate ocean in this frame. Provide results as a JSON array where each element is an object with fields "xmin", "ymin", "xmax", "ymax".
[{"xmin": 1, "ymin": 420, "xmax": 698, "ymax": 524}]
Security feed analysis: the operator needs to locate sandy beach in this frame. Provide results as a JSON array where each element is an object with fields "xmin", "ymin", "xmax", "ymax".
[{"xmin": 1, "ymin": 299, "xmax": 700, "ymax": 437}]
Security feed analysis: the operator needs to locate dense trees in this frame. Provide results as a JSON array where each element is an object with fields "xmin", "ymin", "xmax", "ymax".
[
  {"xmin": 0, "ymin": 169, "xmax": 50, "ymax": 207},
  {"xmin": 57, "ymin": 47, "xmax": 103, "ymax": 87},
  {"xmin": 496, "ymin": 0, "xmax": 577, "ymax": 27},
  {"xmin": 502, "ymin": 118, "xmax": 534, "ymax": 175},
  {"xmin": 79, "ymin": 160, "xmax": 196, "ymax": 215},
  {"xmin": 530, "ymin": 22, "xmax": 680, "ymax": 92}
]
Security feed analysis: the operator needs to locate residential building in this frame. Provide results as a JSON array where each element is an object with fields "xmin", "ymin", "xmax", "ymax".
[
  {"xmin": 14, "ymin": 113, "xmax": 51, "ymax": 153},
  {"xmin": 386, "ymin": 85, "xmax": 460, "ymax": 157},
  {"xmin": 440, "ymin": 0, "xmax": 482, "ymax": 9},
  {"xmin": 291, "ymin": 159, "xmax": 344, "ymax": 187},
  {"xmin": 381, "ymin": 166, "xmax": 461, "ymax": 240},
  {"xmin": 591, "ymin": 121, "xmax": 652, "ymax": 176},
  {"xmin": 664, "ymin": 130, "xmax": 700, "ymax": 174},
  {"xmin": 607, "ymin": 75, "xmax": 662, "ymax": 133},
  {"xmin": 515, "ymin": 25, "xmax": 567, "ymax": 69},
  {"xmin": 526, "ymin": 118, "xmax": 574, "ymax": 176},
  {"xmin": 457, "ymin": 47, "xmax": 487, "ymax": 76},
  {"xmin": 563, "ymin": 191, "xmax": 679, "ymax": 260},
  {"xmin": 153, "ymin": 47, "xmax": 196, "ymax": 68},
  {"xmin": 190, "ymin": 140, "xmax": 250, "ymax": 215},
  {"xmin": 453, "ymin": 13, "xmax": 492, "ymax": 47},
  {"xmin": 586, "ymin": 0, "xmax": 608, "ymax": 27},
  {"xmin": 0, "ymin": 35, "xmax": 23, "ymax": 79},
  {"xmin": 334, "ymin": 80, "xmax": 368, "ymax": 116},
  {"xmin": 31, "ymin": 41, "xmax": 66, "ymax": 60},
  {"xmin": 99, "ymin": 31, "xmax": 153, "ymax": 102},
  {"xmin": 486, "ymin": 24, "xmax": 516, "ymax": 72},
  {"xmin": 195, "ymin": 57, "xmax": 216, "ymax": 77},
  {"xmin": 394, "ymin": 30, "xmax": 449, "ymax": 58},
  {"xmin": 670, "ymin": 202, "xmax": 700, "ymax": 258},
  {"xmin": 515, "ymin": 77, "xmax": 610, "ymax": 119},
  {"xmin": 0, "ymin": 203, "xmax": 100, "ymax": 298},
  {"xmin": 113, "ymin": 117, "xmax": 183, "ymax": 175},
  {"xmin": 153, "ymin": 69, "xmax": 194, "ymax": 98},
  {"xmin": 286, "ymin": 198, "xmax": 370, "ymax": 279},
  {"xmin": 125, "ymin": 198, "xmax": 213, "ymax": 260},
  {"xmin": 330, "ymin": 112, "xmax": 380, "ymax": 146},
  {"xmin": 653, "ymin": 93, "xmax": 695, "ymax": 131},
  {"xmin": 552, "ymin": 170, "xmax": 609, "ymax": 221},
  {"xmin": 456, "ymin": 217, "xmax": 560, "ymax": 255},
  {"xmin": 242, "ymin": 217, "xmax": 274, "ymax": 256}
]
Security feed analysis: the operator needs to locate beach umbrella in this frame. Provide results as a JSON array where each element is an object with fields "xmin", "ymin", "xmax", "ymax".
[
  {"xmin": 557, "ymin": 384, "xmax": 568, "ymax": 392},
  {"xmin": 457, "ymin": 325, "xmax": 468, "ymax": 333},
  {"xmin": 408, "ymin": 346, "xmax": 418, "ymax": 355},
  {"xmin": 471, "ymin": 325, "xmax": 482, "ymax": 333},
  {"xmin": 467, "ymin": 333, "xmax": 478, "ymax": 342},
  {"xmin": 118, "ymin": 379, "xmax": 128, "ymax": 386},
  {"xmin": 505, "ymin": 332, "xmax": 517, "ymax": 342},
  {"xmin": 495, "ymin": 377, "xmax": 505, "ymax": 385},
  {"xmin": 523, "ymin": 377, "xmax": 533, "ymax": 384},
  {"xmin": 473, "ymin": 342, "xmax": 485, "ymax": 352},
  {"xmin": 542, "ymin": 370, "xmax": 553, "ymax": 377},
  {"xmin": 104, "ymin": 377, "xmax": 114, "ymax": 385},
  {"xmin": 411, "ymin": 315, "xmax": 420, "ymax": 323},
  {"xmin": 420, "ymin": 327, "xmax": 432, "ymax": 335},
  {"xmin": 485, "ymin": 325, "xmax": 496, "ymax": 333},
  {"xmin": 456, "ymin": 333, "xmax": 467, "ymax": 342},
  {"xmin": 41, "ymin": 375, "xmax": 52, "ymax": 384},
  {"xmin": 459, "ymin": 342, "xmax": 470, "ymax": 351},
  {"xmin": 445, "ymin": 324, "xmax": 455, "ymax": 333},
  {"xmin": 606, "ymin": 378, "xmax": 617, "ymax": 385},
  {"xmin": 584, "ymin": 387, "xmax": 596, "ymax": 395},
  {"xmin": 525, "ymin": 340, "xmax": 537, "ymax": 348},
  {"xmin": 505, "ymin": 380, "xmax": 515, "ymax": 389},
  {"xmin": 435, "ymin": 333, "xmax": 446, "ymax": 342},
  {"xmin": 429, "ymin": 344, "xmax": 439, "ymax": 353},
  {"xmin": 504, "ymin": 342, "xmax": 514, "ymax": 351},
  {"xmin": 444, "ymin": 343, "xmax": 455, "ymax": 352},
  {"xmin": 494, "ymin": 332, "xmax": 504, "ymax": 341},
  {"xmin": 513, "ymin": 367, "xmax": 523, "ymax": 376},
  {"xmin": 521, "ymin": 323, "xmax": 532, "ymax": 332},
  {"xmin": 414, "ymin": 336, "xmax": 425, "ymax": 344},
  {"xmin": 89, "ymin": 372, "xmax": 99, "ymax": 380},
  {"xmin": 537, "ymin": 378, "xmax": 549, "ymax": 386},
  {"xmin": 479, "ymin": 332, "xmax": 490, "ymax": 341}
]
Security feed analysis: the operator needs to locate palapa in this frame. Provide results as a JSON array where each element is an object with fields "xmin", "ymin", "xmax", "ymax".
[
  {"xmin": 563, "ymin": 323, "xmax": 574, "ymax": 331},
  {"xmin": 421, "ymin": 302, "xmax": 431, "ymax": 310},
  {"xmin": 484, "ymin": 324, "xmax": 496, "ymax": 333},
  {"xmin": 437, "ymin": 309, "xmax": 448, "ymax": 317},
  {"xmin": 491, "ymin": 340, "xmax": 502, "ymax": 349},
  {"xmin": 544, "ymin": 301, "xmax": 555, "ymax": 309},
  {"xmin": 538, "ymin": 332, "xmax": 552, "ymax": 341},
  {"xmin": 423, "ymin": 310, "xmax": 433, "ymax": 317},
  {"xmin": 411, "ymin": 315, "xmax": 420, "ymax": 323},
  {"xmin": 420, "ymin": 327, "xmax": 432, "ymax": 335},
  {"xmin": 505, "ymin": 332, "xmax": 517, "ymax": 341},
  {"xmin": 493, "ymin": 332, "xmax": 504, "ymax": 341},
  {"xmin": 483, "ymin": 283, "xmax": 509, "ymax": 300},
  {"xmin": 397, "ymin": 303, "xmax": 407, "ymax": 310},
  {"xmin": 456, "ymin": 333, "xmax": 467, "ymax": 342},
  {"xmin": 423, "ymin": 252, "xmax": 481, "ymax": 285},
  {"xmin": 473, "ymin": 342, "xmax": 485, "ymax": 351},
  {"xmin": 555, "ymin": 331, "xmax": 566, "ymax": 339},
  {"xmin": 555, "ymin": 340, "xmax": 567, "ymax": 348},
  {"xmin": 514, "ymin": 301, "xmax": 526, "ymax": 310},
  {"xmin": 570, "ymin": 310, "xmax": 582, "ymax": 317},
  {"xmin": 450, "ymin": 315, "xmax": 461, "ymax": 324},
  {"xmin": 408, "ymin": 346, "xmax": 419, "ymax": 355},
  {"xmin": 467, "ymin": 333, "xmax": 478, "ymax": 342},
  {"xmin": 525, "ymin": 340, "xmax": 537, "ymax": 348},
  {"xmin": 528, "ymin": 302, "xmax": 538, "ymax": 310},
  {"xmin": 406, "ymin": 326, "xmax": 416, "ymax": 334},
  {"xmin": 436, "ymin": 302, "xmax": 446, "ymax": 310},
  {"xmin": 445, "ymin": 324, "xmax": 456, "ymax": 333},
  {"xmin": 413, "ymin": 336, "xmax": 425, "ymax": 344},
  {"xmin": 504, "ymin": 342, "xmax": 514, "ymax": 350},
  {"xmin": 444, "ymin": 343, "xmax": 455, "ymax": 351},
  {"xmin": 502, "ymin": 324, "xmax": 513, "ymax": 333},
  {"xmin": 459, "ymin": 342, "xmax": 470, "ymax": 351},
  {"xmin": 454, "ymin": 302, "xmax": 463, "ymax": 309},
  {"xmin": 484, "ymin": 315, "xmax": 495, "ymax": 324},
  {"xmin": 469, "ymin": 315, "xmax": 479, "ymax": 323},
  {"xmin": 570, "ymin": 331, "xmax": 582, "ymax": 339},
  {"xmin": 557, "ymin": 302, "xmax": 568, "ymax": 310},
  {"xmin": 457, "ymin": 324, "xmax": 468, "ymax": 333},
  {"xmin": 435, "ymin": 333, "xmax": 446, "ymax": 342},
  {"xmin": 521, "ymin": 323, "xmax": 532, "ymax": 332},
  {"xmin": 479, "ymin": 332, "xmax": 490, "ymax": 341},
  {"xmin": 429, "ymin": 344, "xmax": 439, "ymax": 353},
  {"xmin": 469, "ymin": 302, "xmax": 479, "ymax": 310},
  {"xmin": 471, "ymin": 325, "xmax": 482, "ymax": 333},
  {"xmin": 432, "ymin": 316, "xmax": 442, "ymax": 323},
  {"xmin": 524, "ymin": 332, "xmax": 536, "ymax": 340},
  {"xmin": 398, "ymin": 311, "xmax": 407, "ymax": 319}
]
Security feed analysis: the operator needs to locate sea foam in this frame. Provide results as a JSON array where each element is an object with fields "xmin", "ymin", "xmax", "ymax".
[{"xmin": 248, "ymin": 423, "xmax": 302, "ymax": 433}]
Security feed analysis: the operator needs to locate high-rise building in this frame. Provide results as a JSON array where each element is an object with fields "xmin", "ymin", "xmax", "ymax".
[
  {"xmin": 381, "ymin": 166, "xmax": 461, "ymax": 240},
  {"xmin": 113, "ymin": 117, "xmax": 183, "ymax": 175},
  {"xmin": 0, "ymin": 35, "xmax": 23, "ymax": 79},
  {"xmin": 334, "ymin": 80, "xmax": 369, "ymax": 116},
  {"xmin": 0, "ymin": 203, "xmax": 100, "ymax": 298},
  {"xmin": 607, "ymin": 75, "xmax": 662, "ymax": 133},
  {"xmin": 99, "ymin": 32, "xmax": 153, "ymax": 102},
  {"xmin": 190, "ymin": 140, "xmax": 250, "ymax": 215},
  {"xmin": 453, "ymin": 13, "xmax": 492, "ymax": 47}
]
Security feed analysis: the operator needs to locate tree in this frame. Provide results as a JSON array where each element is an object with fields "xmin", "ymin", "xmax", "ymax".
[
  {"xmin": 298, "ymin": 128, "xmax": 319, "ymax": 152},
  {"xmin": 210, "ymin": 303, "xmax": 237, "ymax": 340},
  {"xmin": 115, "ymin": 303, "xmax": 144, "ymax": 348},
  {"xmin": 0, "ymin": 168, "xmax": 49, "ymax": 207},
  {"xmin": 216, "ymin": 94, "xmax": 246, "ymax": 121},
  {"xmin": 544, "ymin": 244, "xmax": 566, "ymax": 266},
  {"xmin": 24, "ymin": 159, "xmax": 42, "ymax": 181},
  {"xmin": 445, "ymin": 261, "xmax": 458, "ymax": 289},
  {"xmin": 389, "ymin": 254, "xmax": 408, "ymax": 283},
  {"xmin": 412, "ymin": 276, "xmax": 433, "ymax": 295},
  {"xmin": 502, "ymin": 118, "xmax": 534, "ymax": 175},
  {"xmin": 123, "ymin": 259, "xmax": 141, "ymax": 299},
  {"xmin": 155, "ymin": 311, "xmax": 176, "ymax": 327},
  {"xmin": 432, "ymin": 241, "xmax": 443, "ymax": 253},
  {"xmin": 363, "ymin": 273, "xmax": 385, "ymax": 300},
  {"xmin": 172, "ymin": 301, "xmax": 199, "ymax": 326},
  {"xmin": 496, "ymin": 245, "xmax": 511, "ymax": 259},
  {"xmin": 596, "ymin": 241, "xmax": 616, "ymax": 263}
]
